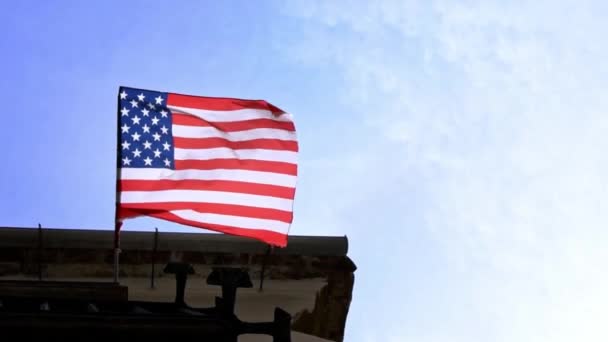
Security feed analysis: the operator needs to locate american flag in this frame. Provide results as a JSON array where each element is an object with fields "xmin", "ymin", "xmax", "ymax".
[{"xmin": 115, "ymin": 86, "xmax": 298, "ymax": 247}]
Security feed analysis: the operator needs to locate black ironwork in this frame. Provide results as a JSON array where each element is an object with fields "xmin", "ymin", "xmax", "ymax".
[
  {"xmin": 163, "ymin": 262, "xmax": 194, "ymax": 306},
  {"xmin": 0, "ymin": 265, "xmax": 292, "ymax": 341},
  {"xmin": 159, "ymin": 264, "xmax": 292, "ymax": 341},
  {"xmin": 207, "ymin": 267, "xmax": 253, "ymax": 315},
  {"xmin": 239, "ymin": 307, "xmax": 292, "ymax": 341}
]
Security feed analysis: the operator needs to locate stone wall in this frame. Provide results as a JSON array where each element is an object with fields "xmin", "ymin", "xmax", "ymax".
[{"xmin": 291, "ymin": 257, "xmax": 356, "ymax": 342}]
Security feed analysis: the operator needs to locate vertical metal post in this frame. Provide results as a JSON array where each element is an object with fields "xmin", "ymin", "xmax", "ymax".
[
  {"xmin": 150, "ymin": 228, "xmax": 159, "ymax": 289},
  {"xmin": 113, "ymin": 225, "xmax": 121, "ymax": 283},
  {"xmin": 37, "ymin": 223, "xmax": 43, "ymax": 281},
  {"xmin": 258, "ymin": 245, "xmax": 272, "ymax": 292},
  {"xmin": 113, "ymin": 247, "xmax": 120, "ymax": 283},
  {"xmin": 114, "ymin": 87, "xmax": 123, "ymax": 284}
]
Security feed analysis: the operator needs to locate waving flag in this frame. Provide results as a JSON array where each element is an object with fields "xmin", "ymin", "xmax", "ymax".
[{"xmin": 115, "ymin": 86, "xmax": 298, "ymax": 247}]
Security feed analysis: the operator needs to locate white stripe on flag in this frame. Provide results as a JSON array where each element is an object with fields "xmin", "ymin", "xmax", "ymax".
[
  {"xmin": 170, "ymin": 209, "xmax": 290, "ymax": 234},
  {"xmin": 120, "ymin": 189, "xmax": 293, "ymax": 211},
  {"xmin": 168, "ymin": 105, "xmax": 294, "ymax": 123},
  {"xmin": 173, "ymin": 147, "xmax": 298, "ymax": 164},
  {"xmin": 119, "ymin": 168, "xmax": 297, "ymax": 188},
  {"xmin": 172, "ymin": 125, "xmax": 297, "ymax": 141}
]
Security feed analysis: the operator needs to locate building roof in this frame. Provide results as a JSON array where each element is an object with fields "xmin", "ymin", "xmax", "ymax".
[
  {"xmin": 0, "ymin": 226, "xmax": 349, "ymax": 256},
  {"xmin": 0, "ymin": 226, "xmax": 356, "ymax": 342}
]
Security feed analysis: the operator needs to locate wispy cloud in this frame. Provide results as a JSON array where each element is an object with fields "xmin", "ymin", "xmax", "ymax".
[{"xmin": 279, "ymin": 1, "xmax": 608, "ymax": 340}]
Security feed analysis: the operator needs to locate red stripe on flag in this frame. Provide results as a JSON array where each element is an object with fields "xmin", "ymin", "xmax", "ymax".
[
  {"xmin": 126, "ymin": 210, "xmax": 288, "ymax": 247},
  {"xmin": 119, "ymin": 179, "xmax": 295, "ymax": 199},
  {"xmin": 173, "ymin": 137, "xmax": 299, "ymax": 152},
  {"xmin": 168, "ymin": 93, "xmax": 286, "ymax": 115},
  {"xmin": 174, "ymin": 159, "xmax": 297, "ymax": 175},
  {"xmin": 172, "ymin": 114, "xmax": 296, "ymax": 132},
  {"xmin": 117, "ymin": 207, "xmax": 140, "ymax": 220},
  {"xmin": 119, "ymin": 202, "xmax": 293, "ymax": 223}
]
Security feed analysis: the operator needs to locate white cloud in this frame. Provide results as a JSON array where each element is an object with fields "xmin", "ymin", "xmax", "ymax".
[{"xmin": 280, "ymin": 1, "xmax": 608, "ymax": 341}]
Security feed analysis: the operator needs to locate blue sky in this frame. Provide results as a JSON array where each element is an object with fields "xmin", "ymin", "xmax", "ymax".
[{"xmin": 2, "ymin": 1, "xmax": 608, "ymax": 341}]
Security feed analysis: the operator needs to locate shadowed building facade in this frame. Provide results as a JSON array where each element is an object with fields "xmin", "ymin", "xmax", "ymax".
[{"xmin": 0, "ymin": 227, "xmax": 356, "ymax": 342}]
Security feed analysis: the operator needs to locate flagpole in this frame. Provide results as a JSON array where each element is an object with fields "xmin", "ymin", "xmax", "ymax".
[
  {"xmin": 113, "ymin": 86, "xmax": 122, "ymax": 284},
  {"xmin": 113, "ymin": 223, "xmax": 120, "ymax": 283}
]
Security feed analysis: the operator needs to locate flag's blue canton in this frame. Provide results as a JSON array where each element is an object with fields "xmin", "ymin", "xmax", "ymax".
[{"xmin": 117, "ymin": 87, "xmax": 174, "ymax": 169}]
